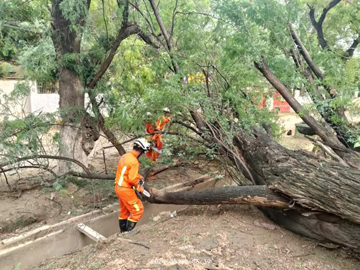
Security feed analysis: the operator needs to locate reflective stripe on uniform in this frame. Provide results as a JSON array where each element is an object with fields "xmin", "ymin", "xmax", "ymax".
[
  {"xmin": 133, "ymin": 203, "xmax": 140, "ymax": 211},
  {"xmin": 118, "ymin": 166, "xmax": 127, "ymax": 186}
]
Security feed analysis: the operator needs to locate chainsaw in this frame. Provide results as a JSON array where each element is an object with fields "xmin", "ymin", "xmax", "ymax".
[{"xmin": 133, "ymin": 179, "xmax": 151, "ymax": 199}]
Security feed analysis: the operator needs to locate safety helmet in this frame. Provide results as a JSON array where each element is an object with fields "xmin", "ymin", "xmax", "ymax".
[
  {"xmin": 163, "ymin": 107, "xmax": 170, "ymax": 113},
  {"xmin": 134, "ymin": 138, "xmax": 151, "ymax": 151},
  {"xmin": 146, "ymin": 112, "xmax": 152, "ymax": 117}
]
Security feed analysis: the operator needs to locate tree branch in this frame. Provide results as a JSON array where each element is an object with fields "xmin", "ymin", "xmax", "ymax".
[
  {"xmin": 65, "ymin": 171, "xmax": 115, "ymax": 180},
  {"xmin": 202, "ymin": 69, "xmax": 211, "ymax": 98},
  {"xmin": 0, "ymin": 166, "xmax": 11, "ymax": 189},
  {"xmin": 0, "ymin": 155, "xmax": 91, "ymax": 174},
  {"xmin": 289, "ymin": 25, "xmax": 360, "ymax": 150},
  {"xmin": 2, "ymin": 23, "xmax": 40, "ymax": 33},
  {"xmin": 130, "ymin": 2, "xmax": 164, "ymax": 48},
  {"xmin": 138, "ymin": 31, "xmax": 160, "ymax": 48},
  {"xmin": 1, "ymin": 165, "xmax": 58, "ymax": 178},
  {"xmin": 88, "ymin": 90, "xmax": 126, "ymax": 155},
  {"xmin": 175, "ymin": 11, "xmax": 223, "ymax": 22},
  {"xmin": 212, "ymin": 65, "xmax": 231, "ymax": 91},
  {"xmin": 342, "ymin": 35, "xmax": 360, "ymax": 60},
  {"xmin": 254, "ymin": 57, "xmax": 343, "ymax": 150},
  {"xmin": 318, "ymin": 0, "xmax": 341, "ymax": 26},
  {"xmin": 148, "ymin": 0, "xmax": 179, "ymax": 73},
  {"xmin": 171, "ymin": 120, "xmax": 202, "ymax": 136},
  {"xmin": 148, "ymin": 161, "xmax": 187, "ymax": 177},
  {"xmin": 130, "ymin": 2, "xmax": 155, "ymax": 34},
  {"xmin": 85, "ymin": 21, "xmax": 140, "ymax": 156},
  {"xmin": 148, "ymin": 0, "xmax": 171, "ymax": 50},
  {"xmin": 290, "ymin": 25, "xmax": 325, "ymax": 80},
  {"xmin": 101, "ymin": 0, "xmax": 109, "ymax": 40},
  {"xmin": 87, "ymin": 24, "xmax": 140, "ymax": 89},
  {"xmin": 307, "ymin": 0, "xmax": 341, "ymax": 49},
  {"xmin": 169, "ymin": 0, "xmax": 178, "ymax": 42},
  {"xmin": 122, "ymin": 0, "xmax": 130, "ymax": 28},
  {"xmin": 313, "ymin": 141, "xmax": 349, "ymax": 167},
  {"xmin": 290, "ymin": 24, "xmax": 340, "ymax": 98}
]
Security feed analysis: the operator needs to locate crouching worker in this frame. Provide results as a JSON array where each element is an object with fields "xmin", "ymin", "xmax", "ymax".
[{"xmin": 114, "ymin": 138, "xmax": 150, "ymax": 233}]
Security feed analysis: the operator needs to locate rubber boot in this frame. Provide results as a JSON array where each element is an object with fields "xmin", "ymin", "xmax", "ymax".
[
  {"xmin": 126, "ymin": 220, "xmax": 137, "ymax": 232},
  {"xmin": 119, "ymin": 219, "xmax": 127, "ymax": 233}
]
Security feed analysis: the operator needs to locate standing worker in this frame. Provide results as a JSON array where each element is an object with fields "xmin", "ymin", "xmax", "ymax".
[
  {"xmin": 114, "ymin": 138, "xmax": 150, "ymax": 233},
  {"xmin": 146, "ymin": 107, "xmax": 172, "ymax": 162}
]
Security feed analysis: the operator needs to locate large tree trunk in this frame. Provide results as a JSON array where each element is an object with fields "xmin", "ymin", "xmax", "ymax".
[
  {"xmin": 146, "ymin": 128, "xmax": 360, "ymax": 249},
  {"xmin": 149, "ymin": 185, "xmax": 289, "ymax": 207},
  {"xmin": 260, "ymin": 208, "xmax": 360, "ymax": 248},
  {"xmin": 51, "ymin": 0, "xmax": 90, "ymax": 173},
  {"xmin": 234, "ymin": 129, "xmax": 360, "ymax": 248},
  {"xmin": 58, "ymin": 68, "xmax": 88, "ymax": 173}
]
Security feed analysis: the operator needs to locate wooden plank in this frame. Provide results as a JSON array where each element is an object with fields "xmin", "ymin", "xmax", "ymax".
[{"xmin": 76, "ymin": 223, "xmax": 107, "ymax": 242}]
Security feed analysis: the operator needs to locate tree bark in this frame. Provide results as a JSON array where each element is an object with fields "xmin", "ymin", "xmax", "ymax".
[
  {"xmin": 233, "ymin": 131, "xmax": 360, "ymax": 224},
  {"xmin": 170, "ymin": 108, "xmax": 360, "ymax": 248},
  {"xmin": 232, "ymin": 129, "xmax": 360, "ymax": 248},
  {"xmin": 260, "ymin": 207, "xmax": 360, "ymax": 249},
  {"xmin": 58, "ymin": 71, "xmax": 87, "ymax": 172},
  {"xmin": 51, "ymin": 0, "xmax": 89, "ymax": 173},
  {"xmin": 147, "ymin": 185, "xmax": 289, "ymax": 208},
  {"xmin": 145, "ymin": 164, "xmax": 360, "ymax": 248}
]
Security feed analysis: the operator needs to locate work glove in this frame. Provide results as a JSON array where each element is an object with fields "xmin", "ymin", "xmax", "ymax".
[
  {"xmin": 136, "ymin": 179, "xmax": 145, "ymax": 193},
  {"xmin": 135, "ymin": 179, "xmax": 151, "ymax": 198}
]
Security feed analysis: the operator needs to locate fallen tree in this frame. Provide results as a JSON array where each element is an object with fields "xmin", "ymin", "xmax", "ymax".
[
  {"xmin": 126, "ymin": 0, "xmax": 360, "ymax": 250},
  {"xmin": 145, "ymin": 129, "xmax": 360, "ymax": 248}
]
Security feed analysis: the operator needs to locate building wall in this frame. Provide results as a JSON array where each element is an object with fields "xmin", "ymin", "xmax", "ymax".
[
  {"xmin": 0, "ymin": 80, "xmax": 106, "ymax": 119},
  {"xmin": 30, "ymin": 93, "xmax": 59, "ymax": 114},
  {"xmin": 0, "ymin": 80, "xmax": 34, "ymax": 119}
]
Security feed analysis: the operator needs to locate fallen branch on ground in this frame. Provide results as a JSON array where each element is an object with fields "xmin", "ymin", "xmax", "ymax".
[
  {"xmin": 147, "ymin": 185, "xmax": 289, "ymax": 208},
  {"xmin": 115, "ymin": 235, "xmax": 150, "ymax": 249},
  {"xmin": 148, "ymin": 161, "xmax": 187, "ymax": 176}
]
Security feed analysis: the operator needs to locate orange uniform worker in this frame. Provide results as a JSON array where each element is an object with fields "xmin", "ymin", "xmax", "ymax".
[
  {"xmin": 114, "ymin": 138, "xmax": 150, "ymax": 233},
  {"xmin": 146, "ymin": 107, "xmax": 172, "ymax": 162}
]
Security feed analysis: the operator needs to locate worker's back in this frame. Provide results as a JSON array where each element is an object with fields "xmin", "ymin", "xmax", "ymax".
[{"xmin": 115, "ymin": 150, "xmax": 140, "ymax": 188}]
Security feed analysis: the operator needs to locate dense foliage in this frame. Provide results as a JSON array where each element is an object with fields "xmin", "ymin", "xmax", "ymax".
[{"xmin": 0, "ymin": 0, "xmax": 359, "ymax": 169}]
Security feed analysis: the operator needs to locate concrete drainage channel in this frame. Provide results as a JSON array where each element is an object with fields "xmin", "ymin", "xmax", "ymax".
[
  {"xmin": 0, "ymin": 175, "xmax": 221, "ymax": 270},
  {"xmin": 0, "ymin": 202, "xmax": 186, "ymax": 270}
]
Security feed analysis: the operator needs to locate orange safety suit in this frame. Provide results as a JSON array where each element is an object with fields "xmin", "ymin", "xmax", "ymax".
[
  {"xmin": 146, "ymin": 115, "xmax": 171, "ymax": 162},
  {"xmin": 114, "ymin": 150, "xmax": 144, "ymax": 223}
]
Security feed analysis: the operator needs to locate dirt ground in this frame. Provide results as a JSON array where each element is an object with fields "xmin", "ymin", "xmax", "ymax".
[
  {"xmin": 0, "ymin": 169, "xmax": 114, "ymax": 239},
  {"xmin": 0, "ymin": 147, "xmax": 218, "ymax": 241},
  {"xmin": 37, "ymin": 204, "xmax": 359, "ymax": 270},
  {"xmin": 1, "ymin": 114, "xmax": 360, "ymax": 270}
]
